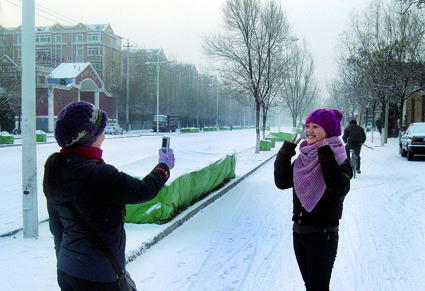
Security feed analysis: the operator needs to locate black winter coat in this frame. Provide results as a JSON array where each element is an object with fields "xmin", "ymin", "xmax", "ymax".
[
  {"xmin": 342, "ymin": 124, "xmax": 366, "ymax": 150},
  {"xmin": 274, "ymin": 141, "xmax": 352, "ymax": 228},
  {"xmin": 47, "ymin": 154, "xmax": 168, "ymax": 282}
]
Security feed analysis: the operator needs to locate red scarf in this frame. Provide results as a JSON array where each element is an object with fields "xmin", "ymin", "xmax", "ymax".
[{"xmin": 60, "ymin": 145, "xmax": 105, "ymax": 163}]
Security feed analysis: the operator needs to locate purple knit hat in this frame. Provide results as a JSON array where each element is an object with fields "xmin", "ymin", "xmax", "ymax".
[
  {"xmin": 55, "ymin": 101, "xmax": 107, "ymax": 147},
  {"xmin": 305, "ymin": 109, "xmax": 343, "ymax": 137}
]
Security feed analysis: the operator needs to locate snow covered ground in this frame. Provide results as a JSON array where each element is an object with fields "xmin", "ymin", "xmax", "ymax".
[{"xmin": 1, "ymin": 128, "xmax": 425, "ymax": 290}]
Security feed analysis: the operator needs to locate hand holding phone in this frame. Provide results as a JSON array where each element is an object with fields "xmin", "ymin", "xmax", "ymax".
[{"xmin": 162, "ymin": 136, "xmax": 170, "ymax": 153}]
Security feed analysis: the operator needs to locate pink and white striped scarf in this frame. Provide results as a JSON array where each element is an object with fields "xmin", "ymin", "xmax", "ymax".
[{"xmin": 293, "ymin": 136, "xmax": 347, "ymax": 212}]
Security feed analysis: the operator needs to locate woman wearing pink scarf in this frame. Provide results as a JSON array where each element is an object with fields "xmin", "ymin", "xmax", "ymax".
[{"xmin": 274, "ymin": 109, "xmax": 352, "ymax": 290}]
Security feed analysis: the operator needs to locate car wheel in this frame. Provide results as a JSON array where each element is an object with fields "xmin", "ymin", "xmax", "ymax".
[
  {"xmin": 407, "ymin": 150, "xmax": 414, "ymax": 161},
  {"xmin": 400, "ymin": 145, "xmax": 407, "ymax": 157}
]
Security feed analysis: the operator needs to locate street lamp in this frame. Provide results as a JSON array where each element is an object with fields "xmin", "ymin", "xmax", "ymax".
[{"xmin": 145, "ymin": 60, "xmax": 173, "ymax": 134}]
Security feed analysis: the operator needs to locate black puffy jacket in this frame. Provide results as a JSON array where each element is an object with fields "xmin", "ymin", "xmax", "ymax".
[
  {"xmin": 342, "ymin": 124, "xmax": 366, "ymax": 150},
  {"xmin": 274, "ymin": 141, "xmax": 352, "ymax": 228},
  {"xmin": 47, "ymin": 154, "xmax": 168, "ymax": 282}
]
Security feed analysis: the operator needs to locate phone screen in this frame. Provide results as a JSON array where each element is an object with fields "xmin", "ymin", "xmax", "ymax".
[
  {"xmin": 162, "ymin": 138, "xmax": 168, "ymax": 148},
  {"xmin": 162, "ymin": 137, "xmax": 170, "ymax": 151}
]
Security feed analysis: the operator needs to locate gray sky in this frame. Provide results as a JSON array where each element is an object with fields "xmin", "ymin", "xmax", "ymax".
[{"xmin": 1, "ymin": 0, "xmax": 368, "ymax": 94}]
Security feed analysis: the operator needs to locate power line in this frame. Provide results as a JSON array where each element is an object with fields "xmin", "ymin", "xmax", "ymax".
[{"xmin": 4, "ymin": 0, "xmax": 80, "ymax": 26}]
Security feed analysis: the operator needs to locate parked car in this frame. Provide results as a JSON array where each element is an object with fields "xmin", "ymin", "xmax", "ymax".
[
  {"xmin": 399, "ymin": 122, "xmax": 425, "ymax": 161},
  {"xmin": 104, "ymin": 123, "xmax": 123, "ymax": 135}
]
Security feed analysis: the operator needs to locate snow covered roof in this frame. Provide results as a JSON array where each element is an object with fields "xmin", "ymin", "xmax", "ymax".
[{"xmin": 48, "ymin": 63, "xmax": 90, "ymax": 79}]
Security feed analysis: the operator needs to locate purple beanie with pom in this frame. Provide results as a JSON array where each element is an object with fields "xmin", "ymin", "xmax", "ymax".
[
  {"xmin": 305, "ymin": 109, "xmax": 343, "ymax": 137},
  {"xmin": 55, "ymin": 101, "xmax": 107, "ymax": 147}
]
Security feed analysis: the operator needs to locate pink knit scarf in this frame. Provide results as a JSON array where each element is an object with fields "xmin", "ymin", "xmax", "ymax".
[{"xmin": 293, "ymin": 136, "xmax": 347, "ymax": 212}]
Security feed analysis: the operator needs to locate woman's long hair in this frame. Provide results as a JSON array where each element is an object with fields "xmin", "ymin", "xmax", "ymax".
[{"xmin": 43, "ymin": 153, "xmax": 63, "ymax": 200}]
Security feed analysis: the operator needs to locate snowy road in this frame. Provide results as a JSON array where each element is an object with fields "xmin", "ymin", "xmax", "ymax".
[
  {"xmin": 126, "ymin": 137, "xmax": 425, "ymax": 291},
  {"xmin": 0, "ymin": 129, "xmax": 259, "ymax": 235},
  {"xmin": 2, "ymin": 131, "xmax": 425, "ymax": 290}
]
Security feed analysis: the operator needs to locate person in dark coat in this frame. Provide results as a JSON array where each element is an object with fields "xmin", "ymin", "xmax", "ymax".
[
  {"xmin": 43, "ymin": 101, "xmax": 175, "ymax": 290},
  {"xmin": 274, "ymin": 109, "xmax": 352, "ymax": 291},
  {"xmin": 342, "ymin": 120, "xmax": 366, "ymax": 174}
]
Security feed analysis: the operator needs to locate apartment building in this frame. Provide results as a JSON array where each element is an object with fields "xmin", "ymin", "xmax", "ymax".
[{"xmin": 0, "ymin": 23, "xmax": 122, "ymax": 92}]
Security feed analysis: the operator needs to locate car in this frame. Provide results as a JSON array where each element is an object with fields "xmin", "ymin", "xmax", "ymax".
[
  {"xmin": 399, "ymin": 122, "xmax": 425, "ymax": 161},
  {"xmin": 104, "ymin": 123, "xmax": 123, "ymax": 135}
]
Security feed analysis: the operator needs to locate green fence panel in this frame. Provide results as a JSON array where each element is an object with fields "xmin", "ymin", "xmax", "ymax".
[
  {"xmin": 125, "ymin": 153, "xmax": 236, "ymax": 224},
  {"xmin": 292, "ymin": 128, "xmax": 303, "ymax": 135},
  {"xmin": 271, "ymin": 132, "xmax": 295, "ymax": 142},
  {"xmin": 265, "ymin": 134, "xmax": 276, "ymax": 147},
  {"xmin": 36, "ymin": 130, "xmax": 47, "ymax": 142},
  {"xmin": 260, "ymin": 140, "xmax": 272, "ymax": 151},
  {"xmin": 181, "ymin": 128, "xmax": 200, "ymax": 133},
  {"xmin": 0, "ymin": 132, "xmax": 14, "ymax": 144}
]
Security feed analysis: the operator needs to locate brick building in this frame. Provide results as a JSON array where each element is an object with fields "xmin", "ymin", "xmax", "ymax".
[
  {"xmin": 404, "ymin": 90, "xmax": 425, "ymax": 127},
  {"xmin": 0, "ymin": 23, "xmax": 122, "ymax": 92}
]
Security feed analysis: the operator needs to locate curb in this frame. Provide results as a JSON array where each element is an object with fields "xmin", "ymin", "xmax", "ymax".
[{"xmin": 125, "ymin": 151, "xmax": 277, "ymax": 263}]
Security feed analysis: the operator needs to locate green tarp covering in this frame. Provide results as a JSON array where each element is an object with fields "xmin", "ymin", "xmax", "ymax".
[
  {"xmin": 0, "ymin": 132, "xmax": 14, "ymax": 144},
  {"xmin": 180, "ymin": 128, "xmax": 200, "ymax": 133},
  {"xmin": 265, "ymin": 134, "xmax": 276, "ymax": 147},
  {"xmin": 260, "ymin": 140, "xmax": 272, "ymax": 151},
  {"xmin": 125, "ymin": 153, "xmax": 236, "ymax": 224},
  {"xmin": 36, "ymin": 130, "xmax": 47, "ymax": 142},
  {"xmin": 270, "ymin": 132, "xmax": 295, "ymax": 142}
]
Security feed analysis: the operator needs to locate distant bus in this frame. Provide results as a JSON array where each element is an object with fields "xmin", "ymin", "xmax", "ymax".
[{"xmin": 153, "ymin": 114, "xmax": 179, "ymax": 132}]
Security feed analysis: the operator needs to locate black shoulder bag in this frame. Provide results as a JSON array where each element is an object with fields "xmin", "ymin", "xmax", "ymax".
[{"xmin": 66, "ymin": 202, "xmax": 137, "ymax": 291}]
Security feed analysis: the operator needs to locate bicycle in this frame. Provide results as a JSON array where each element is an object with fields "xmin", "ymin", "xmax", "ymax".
[{"xmin": 350, "ymin": 149, "xmax": 358, "ymax": 179}]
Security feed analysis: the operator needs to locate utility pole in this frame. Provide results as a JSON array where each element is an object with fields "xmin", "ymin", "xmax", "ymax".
[
  {"xmin": 22, "ymin": 0, "xmax": 38, "ymax": 238},
  {"xmin": 123, "ymin": 39, "xmax": 133, "ymax": 131}
]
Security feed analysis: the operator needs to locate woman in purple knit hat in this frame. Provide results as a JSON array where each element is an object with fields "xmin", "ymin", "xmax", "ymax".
[
  {"xmin": 274, "ymin": 108, "xmax": 352, "ymax": 290},
  {"xmin": 43, "ymin": 101, "xmax": 175, "ymax": 290}
]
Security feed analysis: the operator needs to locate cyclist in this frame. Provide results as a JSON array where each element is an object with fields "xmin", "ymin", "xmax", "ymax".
[{"xmin": 342, "ymin": 120, "xmax": 366, "ymax": 174}]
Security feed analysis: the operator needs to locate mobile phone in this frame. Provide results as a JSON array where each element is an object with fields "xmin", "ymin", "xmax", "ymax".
[{"xmin": 161, "ymin": 136, "xmax": 170, "ymax": 153}]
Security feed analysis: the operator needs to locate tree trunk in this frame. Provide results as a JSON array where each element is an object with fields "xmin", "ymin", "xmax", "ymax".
[{"xmin": 255, "ymin": 100, "xmax": 261, "ymax": 153}]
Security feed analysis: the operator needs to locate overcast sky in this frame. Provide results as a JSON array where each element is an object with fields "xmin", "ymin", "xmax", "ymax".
[{"xmin": 1, "ymin": 0, "xmax": 368, "ymax": 96}]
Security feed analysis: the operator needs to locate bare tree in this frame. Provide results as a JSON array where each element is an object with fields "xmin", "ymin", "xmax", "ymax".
[
  {"xmin": 336, "ymin": 0, "xmax": 425, "ymax": 134},
  {"xmin": 0, "ymin": 55, "xmax": 21, "ymax": 132},
  {"xmin": 204, "ymin": 0, "xmax": 290, "ymax": 153},
  {"xmin": 396, "ymin": 0, "xmax": 425, "ymax": 13},
  {"xmin": 279, "ymin": 42, "xmax": 318, "ymax": 127}
]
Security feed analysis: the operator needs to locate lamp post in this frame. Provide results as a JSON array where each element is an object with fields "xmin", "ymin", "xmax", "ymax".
[{"xmin": 146, "ymin": 60, "xmax": 173, "ymax": 134}]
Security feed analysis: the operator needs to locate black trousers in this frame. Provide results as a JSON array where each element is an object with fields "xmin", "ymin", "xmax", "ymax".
[
  {"xmin": 293, "ymin": 231, "xmax": 338, "ymax": 291},
  {"xmin": 57, "ymin": 269, "xmax": 120, "ymax": 291},
  {"xmin": 346, "ymin": 146, "xmax": 362, "ymax": 171}
]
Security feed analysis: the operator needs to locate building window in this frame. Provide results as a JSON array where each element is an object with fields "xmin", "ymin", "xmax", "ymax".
[
  {"xmin": 87, "ymin": 46, "xmax": 102, "ymax": 56},
  {"xmin": 18, "ymin": 36, "xmax": 21, "ymax": 44},
  {"xmin": 67, "ymin": 56, "xmax": 72, "ymax": 61},
  {"xmin": 35, "ymin": 34, "xmax": 51, "ymax": 43},
  {"xmin": 77, "ymin": 34, "xmax": 83, "ymax": 42},
  {"xmin": 88, "ymin": 34, "xmax": 100, "ymax": 42},
  {"xmin": 91, "ymin": 62, "xmax": 102, "ymax": 73},
  {"xmin": 76, "ymin": 48, "xmax": 83, "ymax": 56},
  {"xmin": 36, "ymin": 48, "xmax": 52, "ymax": 60},
  {"xmin": 55, "ymin": 35, "xmax": 62, "ymax": 43}
]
